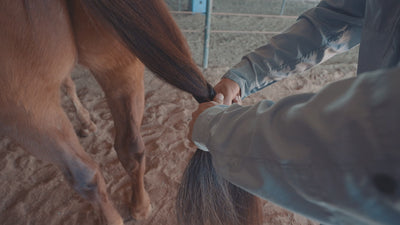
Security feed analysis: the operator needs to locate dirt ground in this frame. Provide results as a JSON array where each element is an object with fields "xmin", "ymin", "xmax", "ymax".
[{"xmin": 0, "ymin": 1, "xmax": 359, "ymax": 225}]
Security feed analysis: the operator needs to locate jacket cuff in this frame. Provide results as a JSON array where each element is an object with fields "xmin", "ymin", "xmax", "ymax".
[
  {"xmin": 192, "ymin": 105, "xmax": 228, "ymax": 152},
  {"xmin": 222, "ymin": 71, "xmax": 248, "ymax": 99}
]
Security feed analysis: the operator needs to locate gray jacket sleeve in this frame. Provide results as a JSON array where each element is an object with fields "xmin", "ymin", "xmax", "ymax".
[
  {"xmin": 224, "ymin": 0, "xmax": 365, "ymax": 98},
  {"xmin": 192, "ymin": 66, "xmax": 400, "ymax": 224}
]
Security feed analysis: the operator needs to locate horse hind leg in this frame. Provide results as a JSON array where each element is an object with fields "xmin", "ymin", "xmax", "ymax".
[
  {"xmin": 0, "ymin": 0, "xmax": 122, "ymax": 223},
  {"xmin": 92, "ymin": 63, "xmax": 151, "ymax": 220},
  {"xmin": 0, "ymin": 72, "xmax": 122, "ymax": 225},
  {"xmin": 82, "ymin": 60, "xmax": 151, "ymax": 220},
  {"xmin": 62, "ymin": 75, "xmax": 97, "ymax": 137},
  {"xmin": 0, "ymin": 103, "xmax": 123, "ymax": 225},
  {"xmin": 70, "ymin": 0, "xmax": 151, "ymax": 220},
  {"xmin": 86, "ymin": 55, "xmax": 151, "ymax": 220}
]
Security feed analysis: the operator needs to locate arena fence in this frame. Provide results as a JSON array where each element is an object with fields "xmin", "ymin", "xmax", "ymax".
[{"xmin": 166, "ymin": 0, "xmax": 318, "ymax": 68}]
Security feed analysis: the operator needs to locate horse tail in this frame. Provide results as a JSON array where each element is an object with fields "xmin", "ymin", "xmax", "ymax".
[
  {"xmin": 80, "ymin": 0, "xmax": 210, "ymax": 101},
  {"xmin": 177, "ymin": 150, "xmax": 263, "ymax": 225},
  {"xmin": 79, "ymin": 0, "xmax": 262, "ymax": 224}
]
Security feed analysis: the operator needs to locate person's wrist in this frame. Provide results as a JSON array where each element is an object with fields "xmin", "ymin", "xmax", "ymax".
[
  {"xmin": 221, "ymin": 78, "xmax": 240, "ymax": 93},
  {"xmin": 215, "ymin": 78, "xmax": 241, "ymax": 104},
  {"xmin": 192, "ymin": 104, "xmax": 227, "ymax": 152}
]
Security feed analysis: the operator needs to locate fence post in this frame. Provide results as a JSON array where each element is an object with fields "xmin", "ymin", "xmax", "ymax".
[
  {"xmin": 202, "ymin": 0, "xmax": 213, "ymax": 69},
  {"xmin": 280, "ymin": 0, "xmax": 287, "ymax": 15}
]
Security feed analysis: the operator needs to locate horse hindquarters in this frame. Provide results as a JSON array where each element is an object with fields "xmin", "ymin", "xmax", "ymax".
[
  {"xmin": 0, "ymin": 1, "xmax": 122, "ymax": 224},
  {"xmin": 69, "ymin": 0, "xmax": 151, "ymax": 220}
]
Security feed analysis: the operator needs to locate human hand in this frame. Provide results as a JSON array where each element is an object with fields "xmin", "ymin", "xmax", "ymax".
[
  {"xmin": 214, "ymin": 78, "xmax": 241, "ymax": 105},
  {"xmin": 188, "ymin": 93, "xmax": 225, "ymax": 146}
]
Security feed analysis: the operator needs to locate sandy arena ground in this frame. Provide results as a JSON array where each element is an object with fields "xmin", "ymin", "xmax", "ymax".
[{"xmin": 0, "ymin": 1, "xmax": 359, "ymax": 224}]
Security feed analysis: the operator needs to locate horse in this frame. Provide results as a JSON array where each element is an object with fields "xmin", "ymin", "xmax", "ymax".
[{"xmin": 0, "ymin": 0, "xmax": 262, "ymax": 224}]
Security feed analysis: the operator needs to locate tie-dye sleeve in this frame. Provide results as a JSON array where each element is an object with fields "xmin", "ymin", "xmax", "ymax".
[{"xmin": 224, "ymin": 0, "xmax": 366, "ymax": 98}]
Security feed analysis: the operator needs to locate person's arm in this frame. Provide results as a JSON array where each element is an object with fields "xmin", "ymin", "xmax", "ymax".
[
  {"xmin": 222, "ymin": 0, "xmax": 365, "ymax": 99},
  {"xmin": 191, "ymin": 66, "xmax": 400, "ymax": 224}
]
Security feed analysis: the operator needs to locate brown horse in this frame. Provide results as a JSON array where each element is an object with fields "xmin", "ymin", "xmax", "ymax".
[{"xmin": 0, "ymin": 0, "xmax": 261, "ymax": 224}]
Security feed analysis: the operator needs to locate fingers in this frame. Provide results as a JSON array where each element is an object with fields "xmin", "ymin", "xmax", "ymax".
[
  {"xmin": 214, "ymin": 93, "xmax": 241, "ymax": 105},
  {"xmin": 188, "ymin": 101, "xmax": 221, "ymax": 147},
  {"xmin": 223, "ymin": 94, "xmax": 233, "ymax": 105},
  {"xmin": 214, "ymin": 78, "xmax": 241, "ymax": 105},
  {"xmin": 232, "ymin": 95, "xmax": 242, "ymax": 105},
  {"xmin": 214, "ymin": 93, "xmax": 224, "ymax": 104}
]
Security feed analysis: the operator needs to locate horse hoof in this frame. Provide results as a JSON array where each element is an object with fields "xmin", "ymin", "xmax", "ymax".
[
  {"xmin": 88, "ymin": 122, "xmax": 97, "ymax": 133},
  {"xmin": 102, "ymin": 212, "xmax": 124, "ymax": 225},
  {"xmin": 78, "ymin": 122, "xmax": 97, "ymax": 137},
  {"xmin": 110, "ymin": 217, "xmax": 124, "ymax": 225},
  {"xmin": 131, "ymin": 203, "xmax": 152, "ymax": 221},
  {"xmin": 78, "ymin": 128, "xmax": 90, "ymax": 137}
]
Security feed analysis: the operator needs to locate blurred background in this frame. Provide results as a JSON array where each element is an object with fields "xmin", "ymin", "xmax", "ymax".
[{"xmin": 163, "ymin": 0, "xmax": 358, "ymax": 69}]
